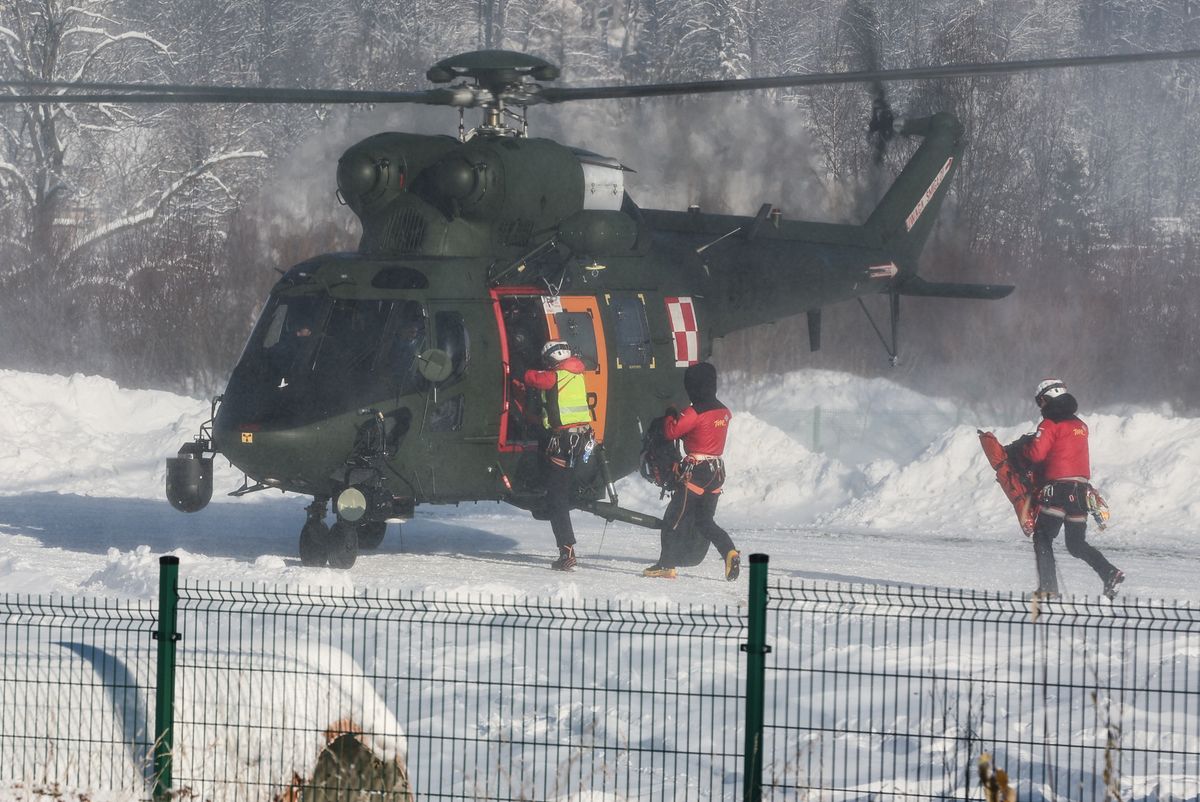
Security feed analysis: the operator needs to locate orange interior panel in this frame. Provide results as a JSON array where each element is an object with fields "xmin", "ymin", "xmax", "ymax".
[{"xmin": 546, "ymin": 296, "xmax": 608, "ymax": 443}]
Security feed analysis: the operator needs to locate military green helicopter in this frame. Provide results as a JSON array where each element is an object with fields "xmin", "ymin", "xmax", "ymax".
[{"xmin": 7, "ymin": 48, "xmax": 1199, "ymax": 568}]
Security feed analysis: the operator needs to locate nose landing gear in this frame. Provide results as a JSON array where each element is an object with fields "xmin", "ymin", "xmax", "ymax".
[
  {"xmin": 327, "ymin": 521, "xmax": 360, "ymax": 569},
  {"xmin": 297, "ymin": 497, "xmax": 362, "ymax": 569},
  {"xmin": 298, "ymin": 497, "xmax": 335, "ymax": 567},
  {"xmin": 297, "ymin": 496, "xmax": 390, "ymax": 569},
  {"xmin": 357, "ymin": 521, "xmax": 388, "ymax": 550}
]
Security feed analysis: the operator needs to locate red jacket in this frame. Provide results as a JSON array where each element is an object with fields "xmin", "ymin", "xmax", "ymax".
[
  {"xmin": 524, "ymin": 356, "xmax": 586, "ymax": 391},
  {"xmin": 664, "ymin": 405, "xmax": 732, "ymax": 457},
  {"xmin": 524, "ymin": 356, "xmax": 589, "ymax": 429},
  {"xmin": 1022, "ymin": 416, "xmax": 1090, "ymax": 480}
]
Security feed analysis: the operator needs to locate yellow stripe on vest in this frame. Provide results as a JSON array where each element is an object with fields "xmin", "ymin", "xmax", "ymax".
[{"xmin": 542, "ymin": 370, "xmax": 591, "ymax": 427}]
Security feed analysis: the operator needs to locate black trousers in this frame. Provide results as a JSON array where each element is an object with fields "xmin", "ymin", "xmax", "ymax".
[
  {"xmin": 545, "ymin": 460, "xmax": 575, "ymax": 549},
  {"xmin": 1032, "ymin": 481, "xmax": 1116, "ymax": 594},
  {"xmin": 542, "ymin": 426, "xmax": 591, "ymax": 550},
  {"xmin": 657, "ymin": 460, "xmax": 736, "ymax": 568}
]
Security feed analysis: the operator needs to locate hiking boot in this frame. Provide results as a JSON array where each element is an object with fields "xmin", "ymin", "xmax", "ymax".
[
  {"xmin": 551, "ymin": 545, "xmax": 577, "ymax": 572},
  {"xmin": 642, "ymin": 563, "xmax": 677, "ymax": 579},
  {"xmin": 1103, "ymin": 569, "xmax": 1125, "ymax": 600},
  {"xmin": 724, "ymin": 549, "xmax": 741, "ymax": 581}
]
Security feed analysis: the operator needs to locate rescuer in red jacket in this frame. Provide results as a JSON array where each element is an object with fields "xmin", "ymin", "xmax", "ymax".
[
  {"xmin": 643, "ymin": 362, "xmax": 741, "ymax": 581},
  {"xmin": 1014, "ymin": 379, "xmax": 1123, "ymax": 598}
]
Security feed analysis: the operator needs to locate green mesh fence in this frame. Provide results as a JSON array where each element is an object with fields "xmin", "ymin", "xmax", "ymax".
[
  {"xmin": 169, "ymin": 583, "xmax": 746, "ymax": 800},
  {"xmin": 0, "ymin": 594, "xmax": 158, "ymax": 798},
  {"xmin": 3, "ymin": 566, "xmax": 1198, "ymax": 802},
  {"xmin": 760, "ymin": 582, "xmax": 1200, "ymax": 801}
]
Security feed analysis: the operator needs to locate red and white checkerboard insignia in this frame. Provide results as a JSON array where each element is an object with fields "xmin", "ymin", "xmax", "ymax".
[{"xmin": 664, "ymin": 296, "xmax": 699, "ymax": 367}]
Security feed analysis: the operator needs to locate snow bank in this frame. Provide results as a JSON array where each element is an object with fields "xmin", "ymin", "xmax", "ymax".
[
  {"xmin": 2, "ymin": 368, "xmax": 1198, "ymax": 548},
  {"xmin": 0, "ymin": 371, "xmax": 239, "ymax": 500},
  {"xmin": 0, "ymin": 633, "xmax": 408, "ymax": 800}
]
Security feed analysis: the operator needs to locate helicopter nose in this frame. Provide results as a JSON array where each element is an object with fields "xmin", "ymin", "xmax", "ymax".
[{"xmin": 216, "ymin": 422, "xmax": 348, "ymax": 493}]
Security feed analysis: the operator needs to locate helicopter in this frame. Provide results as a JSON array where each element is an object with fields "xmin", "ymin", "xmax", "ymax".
[{"xmin": 7, "ymin": 47, "xmax": 1200, "ymax": 568}]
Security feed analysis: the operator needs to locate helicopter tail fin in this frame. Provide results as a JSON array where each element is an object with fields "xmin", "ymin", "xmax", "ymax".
[{"xmin": 864, "ymin": 112, "xmax": 964, "ymax": 263}]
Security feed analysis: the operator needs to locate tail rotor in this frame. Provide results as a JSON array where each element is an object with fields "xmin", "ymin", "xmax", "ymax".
[
  {"xmin": 842, "ymin": 0, "xmax": 898, "ymax": 165},
  {"xmin": 868, "ymin": 87, "xmax": 896, "ymax": 164}
]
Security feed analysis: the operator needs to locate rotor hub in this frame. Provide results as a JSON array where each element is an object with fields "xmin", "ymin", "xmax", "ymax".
[{"xmin": 425, "ymin": 50, "xmax": 560, "ymax": 137}]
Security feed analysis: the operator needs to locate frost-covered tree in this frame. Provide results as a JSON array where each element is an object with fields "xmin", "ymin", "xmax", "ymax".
[
  {"xmin": 0, "ymin": 0, "xmax": 1198, "ymax": 405},
  {"xmin": 0, "ymin": 0, "xmax": 271, "ymax": 368}
]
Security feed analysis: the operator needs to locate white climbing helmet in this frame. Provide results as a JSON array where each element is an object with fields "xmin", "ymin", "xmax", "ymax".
[
  {"xmin": 1034, "ymin": 378, "xmax": 1067, "ymax": 402},
  {"xmin": 542, "ymin": 340, "xmax": 572, "ymax": 363}
]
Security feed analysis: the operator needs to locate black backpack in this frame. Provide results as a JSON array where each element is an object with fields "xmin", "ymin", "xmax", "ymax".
[{"xmin": 639, "ymin": 415, "xmax": 682, "ymax": 495}]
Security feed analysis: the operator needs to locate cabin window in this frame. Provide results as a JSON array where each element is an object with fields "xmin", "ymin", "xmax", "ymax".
[
  {"xmin": 371, "ymin": 266, "xmax": 429, "ymax": 290},
  {"xmin": 552, "ymin": 310, "xmax": 599, "ymax": 370},
  {"xmin": 434, "ymin": 311, "xmax": 469, "ymax": 385},
  {"xmin": 374, "ymin": 300, "xmax": 429, "ymax": 395},
  {"xmin": 606, "ymin": 293, "xmax": 653, "ymax": 368},
  {"xmin": 428, "ymin": 394, "xmax": 465, "ymax": 431}
]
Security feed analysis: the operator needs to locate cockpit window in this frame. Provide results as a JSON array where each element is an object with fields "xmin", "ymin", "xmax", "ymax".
[
  {"xmin": 259, "ymin": 295, "xmax": 324, "ymax": 373},
  {"xmin": 311, "ymin": 299, "xmax": 428, "ymax": 399},
  {"xmin": 229, "ymin": 295, "xmax": 431, "ymax": 425}
]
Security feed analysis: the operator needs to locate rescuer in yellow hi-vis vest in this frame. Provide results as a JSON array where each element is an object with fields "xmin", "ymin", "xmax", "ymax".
[{"xmin": 523, "ymin": 339, "xmax": 594, "ymax": 571}]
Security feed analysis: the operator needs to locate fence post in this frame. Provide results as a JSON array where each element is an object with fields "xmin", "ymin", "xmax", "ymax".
[
  {"xmin": 812, "ymin": 406, "xmax": 822, "ymax": 451},
  {"xmin": 742, "ymin": 553, "xmax": 770, "ymax": 802},
  {"xmin": 153, "ymin": 556, "xmax": 181, "ymax": 801}
]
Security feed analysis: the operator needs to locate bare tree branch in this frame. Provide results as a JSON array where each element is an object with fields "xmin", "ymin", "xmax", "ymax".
[{"xmin": 66, "ymin": 148, "xmax": 267, "ymax": 262}]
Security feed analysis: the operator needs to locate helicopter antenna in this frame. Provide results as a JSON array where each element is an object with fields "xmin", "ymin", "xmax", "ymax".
[{"xmin": 541, "ymin": 269, "xmax": 567, "ymax": 297}]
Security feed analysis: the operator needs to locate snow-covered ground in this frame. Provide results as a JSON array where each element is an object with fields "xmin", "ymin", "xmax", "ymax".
[
  {"xmin": 1, "ymin": 367, "xmax": 1197, "ymax": 602},
  {"xmin": 2, "ymin": 368, "xmax": 1198, "ymax": 802}
]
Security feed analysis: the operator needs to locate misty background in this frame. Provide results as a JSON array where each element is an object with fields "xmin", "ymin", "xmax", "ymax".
[{"xmin": 2, "ymin": 0, "xmax": 1198, "ymax": 413}]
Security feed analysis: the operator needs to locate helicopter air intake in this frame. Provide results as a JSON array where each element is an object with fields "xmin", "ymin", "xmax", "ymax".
[{"xmin": 336, "ymin": 133, "xmax": 630, "ymax": 257}]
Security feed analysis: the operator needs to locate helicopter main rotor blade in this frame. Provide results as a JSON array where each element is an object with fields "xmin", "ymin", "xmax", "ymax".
[
  {"xmin": 0, "ymin": 83, "xmax": 467, "ymax": 106},
  {"xmin": 537, "ymin": 49, "xmax": 1200, "ymax": 103},
  {"xmin": 3, "ymin": 48, "xmax": 1198, "ymax": 108}
]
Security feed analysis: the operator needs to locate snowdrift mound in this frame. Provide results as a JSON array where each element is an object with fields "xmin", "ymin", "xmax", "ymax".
[
  {"xmin": 616, "ymin": 410, "xmax": 859, "ymax": 525},
  {"xmin": 819, "ymin": 414, "xmax": 1200, "ymax": 551},
  {"xmin": 3, "ymin": 369, "xmax": 1199, "ymax": 547},
  {"xmin": 0, "ymin": 371, "xmax": 239, "ymax": 500},
  {"xmin": 725, "ymin": 369, "xmax": 961, "ymax": 466}
]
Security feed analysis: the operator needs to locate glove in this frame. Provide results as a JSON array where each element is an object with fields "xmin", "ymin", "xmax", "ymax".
[
  {"xmin": 1007, "ymin": 433, "xmax": 1033, "ymax": 451},
  {"xmin": 665, "ymin": 405, "xmax": 680, "ymax": 419},
  {"xmin": 1004, "ymin": 434, "xmax": 1033, "ymax": 463}
]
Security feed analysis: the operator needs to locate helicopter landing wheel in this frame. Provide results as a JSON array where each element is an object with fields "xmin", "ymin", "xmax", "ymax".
[
  {"xmin": 327, "ymin": 520, "xmax": 359, "ymax": 569},
  {"xmin": 299, "ymin": 519, "xmax": 330, "ymax": 567},
  {"xmin": 358, "ymin": 521, "xmax": 387, "ymax": 550}
]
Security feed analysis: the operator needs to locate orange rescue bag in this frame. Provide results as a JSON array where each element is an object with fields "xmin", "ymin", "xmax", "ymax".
[{"xmin": 979, "ymin": 430, "xmax": 1039, "ymax": 536}]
